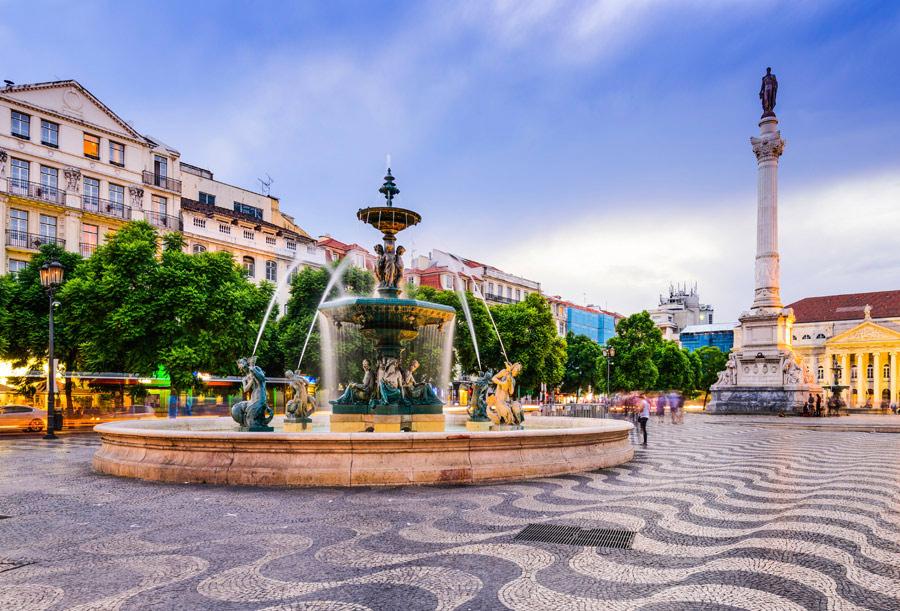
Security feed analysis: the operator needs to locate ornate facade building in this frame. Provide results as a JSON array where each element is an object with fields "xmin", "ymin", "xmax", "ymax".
[
  {"xmin": 1, "ymin": 80, "xmax": 322, "ymax": 309},
  {"xmin": 649, "ymin": 283, "xmax": 715, "ymax": 342},
  {"xmin": 788, "ymin": 290, "xmax": 900, "ymax": 409}
]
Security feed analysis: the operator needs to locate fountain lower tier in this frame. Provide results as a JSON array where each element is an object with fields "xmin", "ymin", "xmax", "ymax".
[{"xmin": 318, "ymin": 296, "xmax": 456, "ymax": 432}]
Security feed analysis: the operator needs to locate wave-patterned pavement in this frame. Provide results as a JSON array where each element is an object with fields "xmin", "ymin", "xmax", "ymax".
[{"xmin": 0, "ymin": 415, "xmax": 898, "ymax": 610}]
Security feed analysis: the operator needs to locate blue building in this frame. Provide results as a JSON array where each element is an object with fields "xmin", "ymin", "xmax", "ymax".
[
  {"xmin": 679, "ymin": 323, "xmax": 735, "ymax": 353},
  {"xmin": 566, "ymin": 305, "xmax": 619, "ymax": 345}
]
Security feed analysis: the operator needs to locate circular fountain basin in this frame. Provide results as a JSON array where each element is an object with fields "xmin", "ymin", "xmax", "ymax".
[{"xmin": 93, "ymin": 414, "xmax": 633, "ymax": 487}]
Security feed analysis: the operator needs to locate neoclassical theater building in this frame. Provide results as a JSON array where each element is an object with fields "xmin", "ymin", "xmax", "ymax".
[{"xmin": 788, "ymin": 290, "xmax": 900, "ymax": 408}]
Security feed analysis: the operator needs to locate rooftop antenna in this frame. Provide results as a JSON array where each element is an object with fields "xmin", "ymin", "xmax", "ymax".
[
  {"xmin": 257, "ymin": 173, "xmax": 273, "ymax": 196},
  {"xmin": 3, "ymin": 80, "xmax": 14, "ymax": 88}
]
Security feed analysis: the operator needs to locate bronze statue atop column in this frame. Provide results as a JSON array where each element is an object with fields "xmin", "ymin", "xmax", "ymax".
[{"xmin": 760, "ymin": 67, "xmax": 778, "ymax": 117}]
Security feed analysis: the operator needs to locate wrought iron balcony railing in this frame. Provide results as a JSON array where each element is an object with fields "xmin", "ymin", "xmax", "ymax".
[
  {"xmin": 142, "ymin": 171, "xmax": 182, "ymax": 194},
  {"xmin": 81, "ymin": 196, "xmax": 132, "ymax": 220},
  {"xmin": 5, "ymin": 229, "xmax": 65, "ymax": 250},
  {"xmin": 7, "ymin": 179, "xmax": 66, "ymax": 205},
  {"xmin": 79, "ymin": 242, "xmax": 97, "ymax": 257},
  {"xmin": 145, "ymin": 210, "xmax": 183, "ymax": 231},
  {"xmin": 484, "ymin": 292, "xmax": 517, "ymax": 304}
]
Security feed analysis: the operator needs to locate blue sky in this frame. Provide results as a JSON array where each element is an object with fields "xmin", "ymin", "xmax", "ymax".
[{"xmin": 3, "ymin": 1, "xmax": 899, "ymax": 319}]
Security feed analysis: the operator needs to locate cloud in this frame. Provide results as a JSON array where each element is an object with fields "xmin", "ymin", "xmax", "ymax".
[{"xmin": 461, "ymin": 169, "xmax": 900, "ymax": 320}]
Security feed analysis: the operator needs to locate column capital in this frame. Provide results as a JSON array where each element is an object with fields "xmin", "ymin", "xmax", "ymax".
[{"xmin": 751, "ymin": 132, "xmax": 785, "ymax": 162}]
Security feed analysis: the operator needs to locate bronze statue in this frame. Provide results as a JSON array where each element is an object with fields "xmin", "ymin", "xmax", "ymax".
[
  {"xmin": 333, "ymin": 358, "xmax": 375, "ymax": 405},
  {"xmin": 402, "ymin": 359, "xmax": 441, "ymax": 405},
  {"xmin": 467, "ymin": 369, "xmax": 493, "ymax": 421},
  {"xmin": 374, "ymin": 244, "xmax": 386, "ymax": 285},
  {"xmin": 392, "ymin": 246, "xmax": 405, "ymax": 287},
  {"xmin": 231, "ymin": 356, "xmax": 274, "ymax": 431},
  {"xmin": 284, "ymin": 370, "xmax": 316, "ymax": 422},
  {"xmin": 760, "ymin": 67, "xmax": 778, "ymax": 117}
]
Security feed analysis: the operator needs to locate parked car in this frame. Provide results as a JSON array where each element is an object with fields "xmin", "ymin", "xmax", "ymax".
[{"xmin": 0, "ymin": 405, "xmax": 47, "ymax": 432}]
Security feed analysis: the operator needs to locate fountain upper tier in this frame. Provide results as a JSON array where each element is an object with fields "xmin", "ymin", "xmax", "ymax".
[
  {"xmin": 318, "ymin": 296, "xmax": 455, "ymax": 349},
  {"xmin": 357, "ymin": 206, "xmax": 421, "ymax": 236}
]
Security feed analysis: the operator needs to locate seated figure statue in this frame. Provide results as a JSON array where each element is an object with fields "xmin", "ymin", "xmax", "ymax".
[
  {"xmin": 486, "ymin": 362, "xmax": 524, "ymax": 426},
  {"xmin": 231, "ymin": 356, "xmax": 274, "ymax": 431},
  {"xmin": 333, "ymin": 359, "xmax": 374, "ymax": 405},
  {"xmin": 285, "ymin": 370, "xmax": 316, "ymax": 422},
  {"xmin": 402, "ymin": 360, "xmax": 441, "ymax": 406},
  {"xmin": 374, "ymin": 356, "xmax": 407, "ymax": 406},
  {"xmin": 467, "ymin": 369, "xmax": 493, "ymax": 421}
]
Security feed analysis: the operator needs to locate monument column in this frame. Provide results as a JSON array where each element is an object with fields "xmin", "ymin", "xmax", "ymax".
[
  {"xmin": 890, "ymin": 352, "xmax": 898, "ymax": 407},
  {"xmin": 873, "ymin": 352, "xmax": 882, "ymax": 408},
  {"xmin": 841, "ymin": 353, "xmax": 850, "ymax": 401},
  {"xmin": 750, "ymin": 118, "xmax": 785, "ymax": 310},
  {"xmin": 856, "ymin": 353, "xmax": 867, "ymax": 407}
]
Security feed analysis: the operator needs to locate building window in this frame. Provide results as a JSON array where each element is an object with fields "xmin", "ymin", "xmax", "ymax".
[
  {"xmin": 243, "ymin": 229, "xmax": 255, "ymax": 240},
  {"xmin": 515, "ymin": 288, "xmax": 521, "ymax": 301},
  {"xmin": 41, "ymin": 120, "xmax": 59, "ymax": 147},
  {"xmin": 109, "ymin": 141, "xmax": 125, "ymax": 166},
  {"xmin": 10, "ymin": 158, "xmax": 29, "ymax": 190},
  {"xmin": 851, "ymin": 366, "xmax": 857, "ymax": 380},
  {"xmin": 152, "ymin": 195, "xmax": 168, "ymax": 215},
  {"xmin": 83, "ymin": 133, "xmax": 101, "ymax": 159},
  {"xmin": 243, "ymin": 256, "xmax": 255, "ymax": 277},
  {"xmin": 817, "ymin": 367, "xmax": 824, "ymax": 380},
  {"xmin": 801, "ymin": 334, "xmax": 811, "ymax": 340},
  {"xmin": 816, "ymin": 333, "xmax": 826, "ymax": 339},
  {"xmin": 867, "ymin": 364, "xmax": 874, "ymax": 380},
  {"xmin": 506, "ymin": 286, "xmax": 512, "ymax": 299},
  {"xmin": 154, "ymin": 155, "xmax": 168, "ymax": 178},
  {"xmin": 109, "ymin": 183, "xmax": 125, "ymax": 208},
  {"xmin": 81, "ymin": 224, "xmax": 99, "ymax": 257},
  {"xmin": 219, "ymin": 224, "xmax": 231, "ymax": 235},
  {"xmin": 488, "ymin": 282, "xmax": 494, "ymax": 295},
  {"xmin": 9, "ymin": 209, "xmax": 27, "ymax": 240},
  {"xmin": 192, "ymin": 218, "xmax": 206, "ymax": 228},
  {"xmin": 884, "ymin": 363, "xmax": 890, "ymax": 379},
  {"xmin": 265, "ymin": 260, "xmax": 277, "ymax": 282},
  {"xmin": 11, "ymin": 111, "xmax": 30, "ymax": 139},
  {"xmin": 265, "ymin": 236, "xmax": 276, "ymax": 246},
  {"xmin": 192, "ymin": 244, "xmax": 207, "ymax": 254},
  {"xmin": 234, "ymin": 202, "xmax": 263, "ymax": 220},
  {"xmin": 8, "ymin": 259, "xmax": 27, "ymax": 274},
  {"xmin": 40, "ymin": 165, "xmax": 59, "ymax": 194},
  {"xmin": 199, "ymin": 192, "xmax": 215, "ymax": 205},
  {"xmin": 286, "ymin": 240, "xmax": 296, "ymax": 251},
  {"xmin": 442, "ymin": 275, "xmax": 453, "ymax": 290},
  {"xmin": 83, "ymin": 176, "xmax": 100, "ymax": 204},
  {"xmin": 39, "ymin": 214, "xmax": 57, "ymax": 240}
]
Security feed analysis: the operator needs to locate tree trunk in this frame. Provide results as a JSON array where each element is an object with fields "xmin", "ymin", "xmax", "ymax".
[
  {"xmin": 64, "ymin": 375, "xmax": 73, "ymax": 416},
  {"xmin": 702, "ymin": 390, "xmax": 709, "ymax": 409}
]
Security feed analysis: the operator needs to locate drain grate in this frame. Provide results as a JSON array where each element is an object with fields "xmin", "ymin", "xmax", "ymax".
[
  {"xmin": 0, "ymin": 516, "xmax": 10, "ymax": 520},
  {"xmin": 514, "ymin": 524, "xmax": 635, "ymax": 549}
]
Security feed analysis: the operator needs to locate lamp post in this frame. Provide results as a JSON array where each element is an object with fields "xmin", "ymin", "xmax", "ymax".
[
  {"xmin": 39, "ymin": 259, "xmax": 64, "ymax": 440},
  {"xmin": 603, "ymin": 346, "xmax": 615, "ymax": 405}
]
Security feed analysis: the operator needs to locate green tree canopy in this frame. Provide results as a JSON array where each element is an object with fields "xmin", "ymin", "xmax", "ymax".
[
  {"xmin": 561, "ymin": 331, "xmax": 603, "ymax": 398},
  {"xmin": 601, "ymin": 311, "xmax": 662, "ymax": 392},
  {"xmin": 490, "ymin": 293, "xmax": 566, "ymax": 394},
  {"xmin": 695, "ymin": 345, "xmax": 729, "ymax": 406},
  {"xmin": 654, "ymin": 341, "xmax": 694, "ymax": 392}
]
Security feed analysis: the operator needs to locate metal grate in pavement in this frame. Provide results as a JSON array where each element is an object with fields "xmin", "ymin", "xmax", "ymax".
[
  {"xmin": 514, "ymin": 524, "xmax": 635, "ymax": 549},
  {"xmin": 0, "ymin": 515, "xmax": 10, "ymax": 520}
]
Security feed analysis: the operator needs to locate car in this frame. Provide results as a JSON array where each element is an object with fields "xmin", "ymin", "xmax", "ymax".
[{"xmin": 0, "ymin": 405, "xmax": 48, "ymax": 432}]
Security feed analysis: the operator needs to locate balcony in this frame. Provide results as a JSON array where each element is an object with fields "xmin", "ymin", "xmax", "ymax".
[
  {"xmin": 484, "ymin": 292, "xmax": 517, "ymax": 305},
  {"xmin": 6, "ymin": 179, "xmax": 66, "ymax": 206},
  {"xmin": 145, "ymin": 211, "xmax": 183, "ymax": 231},
  {"xmin": 142, "ymin": 171, "xmax": 182, "ymax": 194},
  {"xmin": 6, "ymin": 230, "xmax": 65, "ymax": 250},
  {"xmin": 81, "ymin": 196, "xmax": 132, "ymax": 221},
  {"xmin": 80, "ymin": 242, "xmax": 97, "ymax": 257}
]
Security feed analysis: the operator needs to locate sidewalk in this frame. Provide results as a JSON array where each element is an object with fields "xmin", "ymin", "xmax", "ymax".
[{"xmin": 701, "ymin": 412, "xmax": 900, "ymax": 433}]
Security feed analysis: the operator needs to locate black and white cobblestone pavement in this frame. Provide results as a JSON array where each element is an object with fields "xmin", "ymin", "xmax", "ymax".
[{"xmin": 1, "ymin": 415, "xmax": 898, "ymax": 610}]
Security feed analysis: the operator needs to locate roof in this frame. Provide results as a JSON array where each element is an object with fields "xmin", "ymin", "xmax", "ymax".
[
  {"xmin": 545, "ymin": 295, "xmax": 622, "ymax": 319},
  {"xmin": 787, "ymin": 290, "xmax": 900, "ymax": 323},
  {"xmin": 317, "ymin": 236, "xmax": 373, "ymax": 255},
  {"xmin": 1, "ymin": 79, "xmax": 145, "ymax": 141},
  {"xmin": 180, "ymin": 198, "xmax": 311, "ymax": 240},
  {"xmin": 680, "ymin": 323, "xmax": 736, "ymax": 335}
]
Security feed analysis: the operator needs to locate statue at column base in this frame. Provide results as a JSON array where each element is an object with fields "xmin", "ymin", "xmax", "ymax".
[{"xmin": 708, "ymin": 351, "xmax": 823, "ymax": 415}]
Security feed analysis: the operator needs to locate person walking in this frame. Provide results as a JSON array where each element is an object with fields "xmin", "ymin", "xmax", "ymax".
[
  {"xmin": 638, "ymin": 394, "xmax": 650, "ymax": 446},
  {"xmin": 656, "ymin": 393, "xmax": 667, "ymax": 423}
]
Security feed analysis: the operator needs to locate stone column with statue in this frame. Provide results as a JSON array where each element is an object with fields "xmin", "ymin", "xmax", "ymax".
[{"xmin": 708, "ymin": 68, "xmax": 823, "ymax": 414}]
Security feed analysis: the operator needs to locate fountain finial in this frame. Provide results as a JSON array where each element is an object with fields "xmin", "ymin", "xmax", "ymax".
[{"xmin": 379, "ymin": 168, "xmax": 399, "ymax": 206}]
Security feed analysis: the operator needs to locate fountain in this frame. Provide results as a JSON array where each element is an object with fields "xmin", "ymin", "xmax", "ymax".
[{"xmin": 91, "ymin": 170, "xmax": 634, "ymax": 487}]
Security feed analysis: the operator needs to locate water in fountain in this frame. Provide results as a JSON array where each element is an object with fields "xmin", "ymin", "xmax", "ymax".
[
  {"xmin": 472, "ymin": 283, "xmax": 509, "ymax": 363},
  {"xmin": 296, "ymin": 256, "xmax": 354, "ymax": 371},
  {"xmin": 251, "ymin": 250, "xmax": 305, "ymax": 356},
  {"xmin": 452, "ymin": 274, "xmax": 481, "ymax": 371}
]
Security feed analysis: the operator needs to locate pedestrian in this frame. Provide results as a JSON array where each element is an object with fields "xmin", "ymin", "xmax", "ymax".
[
  {"xmin": 815, "ymin": 393, "xmax": 822, "ymax": 417},
  {"xmin": 638, "ymin": 394, "xmax": 650, "ymax": 445},
  {"xmin": 805, "ymin": 393, "xmax": 814, "ymax": 416},
  {"xmin": 656, "ymin": 393, "xmax": 667, "ymax": 423}
]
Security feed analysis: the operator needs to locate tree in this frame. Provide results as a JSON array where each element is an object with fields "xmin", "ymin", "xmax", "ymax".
[
  {"xmin": 1, "ymin": 244, "xmax": 83, "ymax": 410},
  {"xmin": 695, "ymin": 346, "xmax": 728, "ymax": 407},
  {"xmin": 654, "ymin": 341, "xmax": 693, "ymax": 392},
  {"xmin": 687, "ymin": 349, "xmax": 703, "ymax": 396},
  {"xmin": 155, "ymin": 232, "xmax": 273, "ymax": 393},
  {"xmin": 561, "ymin": 332, "xmax": 603, "ymax": 399},
  {"xmin": 407, "ymin": 285, "xmax": 496, "ymax": 375},
  {"xmin": 278, "ymin": 264, "xmax": 375, "ymax": 381},
  {"xmin": 601, "ymin": 311, "xmax": 663, "ymax": 392},
  {"xmin": 490, "ymin": 293, "xmax": 566, "ymax": 395}
]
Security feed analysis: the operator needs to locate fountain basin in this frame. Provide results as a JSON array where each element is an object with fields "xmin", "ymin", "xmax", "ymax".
[{"xmin": 93, "ymin": 414, "xmax": 633, "ymax": 487}]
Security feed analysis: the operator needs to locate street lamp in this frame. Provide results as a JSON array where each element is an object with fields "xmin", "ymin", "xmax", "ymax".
[
  {"xmin": 603, "ymin": 346, "xmax": 615, "ymax": 404},
  {"xmin": 39, "ymin": 259, "xmax": 64, "ymax": 440}
]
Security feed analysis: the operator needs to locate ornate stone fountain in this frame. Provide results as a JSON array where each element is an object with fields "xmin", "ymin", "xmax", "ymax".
[{"xmin": 320, "ymin": 170, "xmax": 456, "ymax": 432}]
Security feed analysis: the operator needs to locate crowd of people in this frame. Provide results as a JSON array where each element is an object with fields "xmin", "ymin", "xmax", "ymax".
[{"xmin": 603, "ymin": 391, "xmax": 685, "ymax": 445}]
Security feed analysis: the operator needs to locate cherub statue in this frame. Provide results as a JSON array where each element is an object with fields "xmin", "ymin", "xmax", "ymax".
[
  {"xmin": 231, "ymin": 356, "xmax": 273, "ymax": 431},
  {"xmin": 285, "ymin": 370, "xmax": 316, "ymax": 422},
  {"xmin": 392, "ymin": 245, "xmax": 406, "ymax": 287},
  {"xmin": 486, "ymin": 362, "xmax": 524, "ymax": 426},
  {"xmin": 374, "ymin": 244, "xmax": 386, "ymax": 285}
]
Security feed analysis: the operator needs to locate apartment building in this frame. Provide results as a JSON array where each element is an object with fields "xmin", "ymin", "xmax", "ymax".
[{"xmin": 0, "ymin": 80, "xmax": 321, "ymax": 308}]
